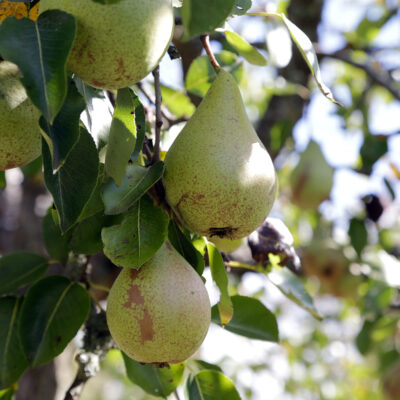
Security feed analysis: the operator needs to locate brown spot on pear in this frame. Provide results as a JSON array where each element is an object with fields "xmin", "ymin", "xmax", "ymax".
[
  {"xmin": 106, "ymin": 242, "xmax": 211, "ymax": 364},
  {"xmin": 0, "ymin": 61, "xmax": 42, "ymax": 170},
  {"xmin": 39, "ymin": 0, "xmax": 174, "ymax": 89},
  {"xmin": 163, "ymin": 69, "xmax": 277, "ymax": 239}
]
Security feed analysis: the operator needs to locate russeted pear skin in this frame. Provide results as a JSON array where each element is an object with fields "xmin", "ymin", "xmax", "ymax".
[
  {"xmin": 163, "ymin": 69, "xmax": 277, "ymax": 240},
  {"xmin": 0, "ymin": 61, "xmax": 42, "ymax": 170},
  {"xmin": 106, "ymin": 242, "xmax": 211, "ymax": 364},
  {"xmin": 39, "ymin": 0, "xmax": 174, "ymax": 89}
]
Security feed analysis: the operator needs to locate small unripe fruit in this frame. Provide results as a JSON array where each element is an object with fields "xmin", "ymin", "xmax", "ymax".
[
  {"xmin": 39, "ymin": 0, "xmax": 175, "ymax": 89},
  {"xmin": 0, "ymin": 61, "xmax": 42, "ymax": 170},
  {"xmin": 209, "ymin": 237, "xmax": 244, "ymax": 253},
  {"xmin": 106, "ymin": 242, "xmax": 211, "ymax": 364},
  {"xmin": 289, "ymin": 140, "xmax": 333, "ymax": 210}
]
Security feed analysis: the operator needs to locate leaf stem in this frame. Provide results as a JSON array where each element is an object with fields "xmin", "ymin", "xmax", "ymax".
[
  {"xmin": 200, "ymin": 35, "xmax": 220, "ymax": 72},
  {"xmin": 245, "ymin": 12, "xmax": 282, "ymax": 19},
  {"xmin": 227, "ymin": 261, "xmax": 261, "ymax": 272},
  {"xmin": 152, "ymin": 65, "xmax": 162, "ymax": 164}
]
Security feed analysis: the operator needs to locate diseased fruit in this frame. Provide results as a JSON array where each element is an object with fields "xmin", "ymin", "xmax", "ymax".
[
  {"xmin": 39, "ymin": 0, "xmax": 174, "ymax": 89},
  {"xmin": 289, "ymin": 140, "xmax": 333, "ymax": 210},
  {"xmin": 302, "ymin": 239, "xmax": 360, "ymax": 298},
  {"xmin": 163, "ymin": 69, "xmax": 277, "ymax": 240},
  {"xmin": 106, "ymin": 241, "xmax": 211, "ymax": 364},
  {"xmin": 0, "ymin": 61, "xmax": 42, "ymax": 170}
]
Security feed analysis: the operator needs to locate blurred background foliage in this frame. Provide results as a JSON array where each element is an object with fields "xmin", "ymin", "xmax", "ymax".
[{"xmin": 0, "ymin": 0, "xmax": 399, "ymax": 399}]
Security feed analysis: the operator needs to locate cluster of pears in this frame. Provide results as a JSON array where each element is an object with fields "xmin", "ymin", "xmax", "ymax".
[
  {"xmin": 163, "ymin": 68, "xmax": 278, "ymax": 240},
  {"xmin": 0, "ymin": 61, "xmax": 42, "ymax": 170},
  {"xmin": 39, "ymin": 0, "xmax": 175, "ymax": 89},
  {"xmin": 106, "ymin": 242, "xmax": 211, "ymax": 364}
]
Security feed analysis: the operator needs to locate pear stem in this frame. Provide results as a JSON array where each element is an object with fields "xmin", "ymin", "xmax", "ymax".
[
  {"xmin": 200, "ymin": 35, "xmax": 220, "ymax": 72},
  {"xmin": 152, "ymin": 65, "xmax": 162, "ymax": 163}
]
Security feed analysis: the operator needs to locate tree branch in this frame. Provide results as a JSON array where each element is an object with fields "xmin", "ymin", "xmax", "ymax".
[
  {"xmin": 63, "ymin": 306, "xmax": 115, "ymax": 400},
  {"xmin": 152, "ymin": 65, "xmax": 163, "ymax": 163},
  {"xmin": 315, "ymin": 47, "xmax": 400, "ymax": 101}
]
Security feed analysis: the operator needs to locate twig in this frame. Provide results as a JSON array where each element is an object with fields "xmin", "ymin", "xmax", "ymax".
[
  {"xmin": 136, "ymin": 82, "xmax": 188, "ymax": 128},
  {"xmin": 200, "ymin": 35, "xmax": 220, "ymax": 72},
  {"xmin": 63, "ymin": 307, "xmax": 114, "ymax": 400},
  {"xmin": 315, "ymin": 47, "xmax": 400, "ymax": 101},
  {"xmin": 152, "ymin": 65, "xmax": 163, "ymax": 163},
  {"xmin": 174, "ymin": 390, "xmax": 182, "ymax": 400}
]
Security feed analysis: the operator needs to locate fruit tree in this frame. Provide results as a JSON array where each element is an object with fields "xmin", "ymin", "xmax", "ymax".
[{"xmin": 0, "ymin": 0, "xmax": 399, "ymax": 399}]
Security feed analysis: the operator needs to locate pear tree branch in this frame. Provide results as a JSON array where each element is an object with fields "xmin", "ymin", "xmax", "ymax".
[
  {"xmin": 152, "ymin": 65, "xmax": 163, "ymax": 163},
  {"xmin": 200, "ymin": 35, "xmax": 220, "ymax": 72}
]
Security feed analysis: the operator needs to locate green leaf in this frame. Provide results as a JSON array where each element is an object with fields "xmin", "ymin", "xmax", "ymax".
[
  {"xmin": 161, "ymin": 85, "xmax": 195, "ymax": 118},
  {"xmin": 0, "ymin": 297, "xmax": 28, "ymax": 390},
  {"xmin": 211, "ymin": 295, "xmax": 279, "ymax": 342},
  {"xmin": 0, "ymin": 172, "xmax": 5, "ymax": 189},
  {"xmin": 186, "ymin": 370, "xmax": 241, "ymax": 400},
  {"xmin": 39, "ymin": 78, "xmax": 85, "ymax": 170},
  {"xmin": 0, "ymin": 252, "xmax": 48, "ymax": 296},
  {"xmin": 360, "ymin": 134, "xmax": 388, "ymax": 174},
  {"xmin": 78, "ymin": 164, "xmax": 105, "ymax": 222},
  {"xmin": 43, "ymin": 127, "xmax": 99, "ymax": 232},
  {"xmin": 181, "ymin": 0, "xmax": 236, "ymax": 40},
  {"xmin": 225, "ymin": 31, "xmax": 267, "ymax": 66},
  {"xmin": 130, "ymin": 92, "xmax": 146, "ymax": 163},
  {"xmin": 349, "ymin": 218, "xmax": 368, "ymax": 257},
  {"xmin": 281, "ymin": 14, "xmax": 340, "ymax": 106},
  {"xmin": 123, "ymin": 352, "xmax": 185, "ymax": 397},
  {"xmin": 105, "ymin": 88, "xmax": 138, "ymax": 186},
  {"xmin": 42, "ymin": 208, "xmax": 70, "ymax": 265},
  {"xmin": 231, "ymin": 0, "xmax": 252, "ymax": 15},
  {"xmin": 168, "ymin": 220, "xmax": 205, "ymax": 275},
  {"xmin": 0, "ymin": 10, "xmax": 76, "ymax": 122},
  {"xmin": 206, "ymin": 243, "xmax": 233, "ymax": 325},
  {"xmin": 19, "ymin": 275, "xmax": 90, "ymax": 367},
  {"xmin": 0, "ymin": 387, "xmax": 15, "ymax": 400},
  {"xmin": 187, "ymin": 360, "xmax": 223, "ymax": 374},
  {"xmin": 102, "ymin": 162, "xmax": 164, "ymax": 215},
  {"xmin": 102, "ymin": 195, "xmax": 168, "ymax": 268},
  {"xmin": 267, "ymin": 268, "xmax": 323, "ymax": 321},
  {"xmin": 186, "ymin": 51, "xmax": 244, "ymax": 97},
  {"xmin": 70, "ymin": 212, "xmax": 116, "ymax": 255}
]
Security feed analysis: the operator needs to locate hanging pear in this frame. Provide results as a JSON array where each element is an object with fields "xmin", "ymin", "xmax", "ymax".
[
  {"xmin": 106, "ymin": 242, "xmax": 211, "ymax": 364},
  {"xmin": 163, "ymin": 69, "xmax": 277, "ymax": 239},
  {"xmin": 289, "ymin": 140, "xmax": 333, "ymax": 210}
]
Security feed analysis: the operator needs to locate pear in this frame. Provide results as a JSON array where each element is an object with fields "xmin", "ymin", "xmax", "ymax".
[
  {"xmin": 39, "ymin": 0, "xmax": 174, "ymax": 89},
  {"xmin": 289, "ymin": 140, "xmax": 333, "ymax": 210},
  {"xmin": 163, "ymin": 69, "xmax": 277, "ymax": 240},
  {"xmin": 208, "ymin": 237, "xmax": 245, "ymax": 254},
  {"xmin": 106, "ymin": 241, "xmax": 211, "ymax": 364},
  {"xmin": 0, "ymin": 61, "xmax": 42, "ymax": 170},
  {"xmin": 302, "ymin": 239, "xmax": 360, "ymax": 298}
]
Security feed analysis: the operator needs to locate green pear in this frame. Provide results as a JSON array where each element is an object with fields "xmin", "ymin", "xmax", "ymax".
[
  {"xmin": 302, "ymin": 239, "xmax": 360, "ymax": 298},
  {"xmin": 106, "ymin": 241, "xmax": 211, "ymax": 364},
  {"xmin": 208, "ymin": 236, "xmax": 245, "ymax": 254},
  {"xmin": 0, "ymin": 61, "xmax": 42, "ymax": 171},
  {"xmin": 289, "ymin": 140, "xmax": 334, "ymax": 210},
  {"xmin": 39, "ymin": 0, "xmax": 174, "ymax": 89},
  {"xmin": 163, "ymin": 69, "xmax": 277, "ymax": 240}
]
